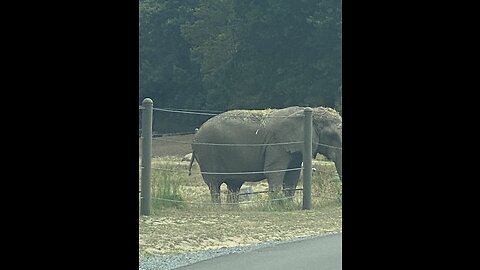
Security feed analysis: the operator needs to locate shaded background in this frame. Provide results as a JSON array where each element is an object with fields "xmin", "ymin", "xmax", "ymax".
[{"xmin": 139, "ymin": 0, "xmax": 342, "ymax": 134}]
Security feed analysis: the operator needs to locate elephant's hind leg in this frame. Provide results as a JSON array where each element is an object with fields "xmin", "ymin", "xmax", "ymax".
[
  {"xmin": 207, "ymin": 181, "xmax": 222, "ymax": 204},
  {"xmin": 226, "ymin": 181, "xmax": 243, "ymax": 204}
]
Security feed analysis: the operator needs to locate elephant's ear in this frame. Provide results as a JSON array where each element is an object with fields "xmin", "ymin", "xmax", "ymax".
[{"xmin": 268, "ymin": 110, "xmax": 319, "ymax": 154}]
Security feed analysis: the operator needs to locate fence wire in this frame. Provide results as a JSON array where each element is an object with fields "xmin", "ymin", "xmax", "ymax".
[
  {"xmin": 148, "ymin": 166, "xmax": 342, "ymax": 179},
  {"xmin": 152, "ymin": 132, "xmax": 196, "ymax": 138},
  {"xmin": 141, "ymin": 105, "xmax": 340, "ymax": 119},
  {"xmin": 153, "ymin": 137, "xmax": 303, "ymax": 147},
  {"xmin": 149, "ymin": 195, "xmax": 297, "ymax": 205},
  {"xmin": 141, "ymin": 106, "xmax": 308, "ymax": 118},
  {"xmin": 316, "ymin": 142, "xmax": 342, "ymax": 150},
  {"xmin": 150, "ymin": 167, "xmax": 303, "ymax": 175},
  {"xmin": 152, "ymin": 107, "xmax": 218, "ymax": 116},
  {"xmin": 150, "ymin": 137, "xmax": 341, "ymax": 150},
  {"xmin": 188, "ymin": 141, "xmax": 277, "ymax": 147},
  {"xmin": 143, "ymin": 192, "xmax": 340, "ymax": 206},
  {"xmin": 163, "ymin": 107, "xmax": 225, "ymax": 114},
  {"xmin": 140, "ymin": 104, "xmax": 341, "ymax": 208}
]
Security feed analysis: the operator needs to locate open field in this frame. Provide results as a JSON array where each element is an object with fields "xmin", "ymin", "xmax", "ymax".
[
  {"xmin": 139, "ymin": 134, "xmax": 194, "ymax": 157},
  {"xmin": 139, "ymin": 134, "xmax": 342, "ymax": 256}
]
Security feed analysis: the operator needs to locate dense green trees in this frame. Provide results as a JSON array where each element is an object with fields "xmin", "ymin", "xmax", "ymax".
[{"xmin": 139, "ymin": 0, "xmax": 341, "ymax": 132}]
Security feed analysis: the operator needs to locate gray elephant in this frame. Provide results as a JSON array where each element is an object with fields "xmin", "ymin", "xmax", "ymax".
[{"xmin": 188, "ymin": 106, "xmax": 342, "ymax": 204}]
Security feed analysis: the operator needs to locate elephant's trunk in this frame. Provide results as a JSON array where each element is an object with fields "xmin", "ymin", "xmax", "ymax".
[
  {"xmin": 188, "ymin": 152, "xmax": 196, "ymax": 176},
  {"xmin": 334, "ymin": 151, "xmax": 342, "ymax": 181}
]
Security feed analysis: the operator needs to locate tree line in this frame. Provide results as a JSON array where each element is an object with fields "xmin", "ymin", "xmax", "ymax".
[{"xmin": 139, "ymin": 0, "xmax": 341, "ymax": 133}]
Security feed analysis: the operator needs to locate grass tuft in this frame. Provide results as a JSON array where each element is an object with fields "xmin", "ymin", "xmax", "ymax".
[{"xmin": 151, "ymin": 171, "xmax": 185, "ymax": 209}]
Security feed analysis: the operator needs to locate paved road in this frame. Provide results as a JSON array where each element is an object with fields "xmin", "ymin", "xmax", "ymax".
[{"xmin": 177, "ymin": 233, "xmax": 342, "ymax": 270}]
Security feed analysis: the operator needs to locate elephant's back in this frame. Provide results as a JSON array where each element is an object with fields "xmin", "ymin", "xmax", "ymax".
[
  {"xmin": 193, "ymin": 106, "xmax": 305, "ymax": 145},
  {"xmin": 196, "ymin": 110, "xmax": 268, "ymax": 137},
  {"xmin": 193, "ymin": 117, "xmax": 265, "ymax": 145}
]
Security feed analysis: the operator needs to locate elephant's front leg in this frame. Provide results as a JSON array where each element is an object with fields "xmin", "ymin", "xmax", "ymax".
[
  {"xmin": 283, "ymin": 152, "xmax": 303, "ymax": 198},
  {"xmin": 283, "ymin": 169, "xmax": 301, "ymax": 198}
]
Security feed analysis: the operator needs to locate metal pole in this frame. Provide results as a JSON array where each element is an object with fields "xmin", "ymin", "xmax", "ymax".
[
  {"xmin": 140, "ymin": 98, "xmax": 153, "ymax": 215},
  {"xmin": 303, "ymin": 107, "xmax": 313, "ymax": 210}
]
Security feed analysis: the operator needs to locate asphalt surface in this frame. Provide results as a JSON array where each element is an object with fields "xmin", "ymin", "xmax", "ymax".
[{"xmin": 176, "ymin": 233, "xmax": 342, "ymax": 270}]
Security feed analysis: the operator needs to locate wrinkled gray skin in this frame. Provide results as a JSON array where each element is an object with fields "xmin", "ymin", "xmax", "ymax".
[{"xmin": 188, "ymin": 106, "xmax": 342, "ymax": 204}]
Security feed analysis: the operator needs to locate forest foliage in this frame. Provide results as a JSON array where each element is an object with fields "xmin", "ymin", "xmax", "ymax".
[{"xmin": 139, "ymin": 0, "xmax": 342, "ymax": 132}]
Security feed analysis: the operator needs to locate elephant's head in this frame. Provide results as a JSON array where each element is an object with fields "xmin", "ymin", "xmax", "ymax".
[
  {"xmin": 316, "ymin": 123, "xmax": 342, "ymax": 180},
  {"xmin": 271, "ymin": 107, "xmax": 342, "ymax": 181},
  {"xmin": 314, "ymin": 111, "xmax": 342, "ymax": 181}
]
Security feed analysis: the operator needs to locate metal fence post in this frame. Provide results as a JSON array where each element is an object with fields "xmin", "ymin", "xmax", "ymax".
[
  {"xmin": 141, "ymin": 98, "xmax": 153, "ymax": 215},
  {"xmin": 302, "ymin": 107, "xmax": 313, "ymax": 210}
]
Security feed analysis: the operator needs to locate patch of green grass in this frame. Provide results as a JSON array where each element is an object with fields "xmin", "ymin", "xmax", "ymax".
[{"xmin": 151, "ymin": 171, "xmax": 185, "ymax": 209}]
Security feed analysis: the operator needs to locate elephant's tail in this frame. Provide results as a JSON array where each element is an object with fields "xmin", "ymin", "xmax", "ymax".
[{"xmin": 188, "ymin": 151, "xmax": 196, "ymax": 176}]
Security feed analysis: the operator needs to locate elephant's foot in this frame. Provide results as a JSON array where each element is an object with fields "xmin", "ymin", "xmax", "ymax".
[
  {"xmin": 283, "ymin": 188, "xmax": 296, "ymax": 198},
  {"xmin": 209, "ymin": 183, "xmax": 222, "ymax": 204},
  {"xmin": 226, "ymin": 192, "xmax": 240, "ymax": 205},
  {"xmin": 226, "ymin": 187, "xmax": 240, "ymax": 209},
  {"xmin": 210, "ymin": 192, "xmax": 221, "ymax": 204},
  {"xmin": 226, "ymin": 182, "xmax": 242, "ymax": 207}
]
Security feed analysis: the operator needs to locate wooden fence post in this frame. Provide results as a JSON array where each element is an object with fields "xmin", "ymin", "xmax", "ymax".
[
  {"xmin": 302, "ymin": 107, "xmax": 313, "ymax": 210},
  {"xmin": 140, "ymin": 98, "xmax": 153, "ymax": 215}
]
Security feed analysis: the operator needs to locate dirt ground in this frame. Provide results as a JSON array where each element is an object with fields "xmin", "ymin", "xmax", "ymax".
[
  {"xmin": 139, "ymin": 205, "xmax": 342, "ymax": 256},
  {"xmin": 139, "ymin": 134, "xmax": 194, "ymax": 157},
  {"xmin": 139, "ymin": 134, "xmax": 342, "ymax": 256}
]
